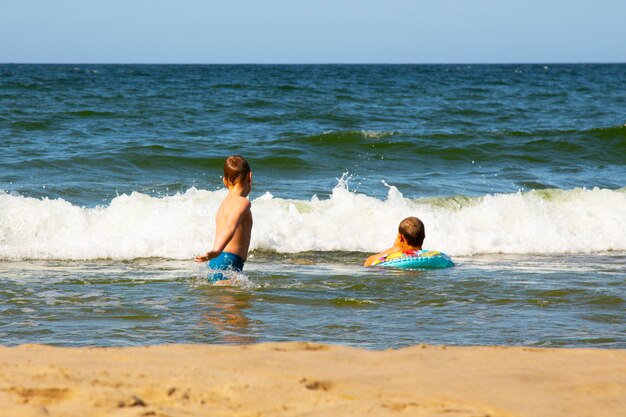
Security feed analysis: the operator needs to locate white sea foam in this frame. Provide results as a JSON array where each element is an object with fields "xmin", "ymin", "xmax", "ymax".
[
  {"xmin": 358, "ymin": 130, "xmax": 397, "ymax": 139},
  {"xmin": 1, "ymin": 182, "xmax": 625, "ymax": 260}
]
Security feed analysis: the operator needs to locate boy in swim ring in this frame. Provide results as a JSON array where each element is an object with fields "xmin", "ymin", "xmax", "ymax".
[
  {"xmin": 195, "ymin": 155, "xmax": 253, "ymax": 284},
  {"xmin": 364, "ymin": 216, "xmax": 424, "ymax": 266}
]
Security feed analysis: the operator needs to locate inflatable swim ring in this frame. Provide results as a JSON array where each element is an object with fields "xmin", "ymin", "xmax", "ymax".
[{"xmin": 372, "ymin": 249, "xmax": 454, "ymax": 269}]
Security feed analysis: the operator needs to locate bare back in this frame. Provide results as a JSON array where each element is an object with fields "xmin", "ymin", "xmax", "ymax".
[{"xmin": 215, "ymin": 194, "xmax": 252, "ymax": 261}]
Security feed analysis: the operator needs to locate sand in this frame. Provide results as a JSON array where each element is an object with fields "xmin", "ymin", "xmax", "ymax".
[{"xmin": 0, "ymin": 342, "xmax": 624, "ymax": 417}]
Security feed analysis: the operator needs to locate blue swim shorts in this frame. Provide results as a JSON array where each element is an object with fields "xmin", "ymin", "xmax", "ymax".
[{"xmin": 207, "ymin": 251, "xmax": 245, "ymax": 282}]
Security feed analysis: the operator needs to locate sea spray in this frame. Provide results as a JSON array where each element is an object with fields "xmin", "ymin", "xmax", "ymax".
[{"xmin": 1, "ymin": 183, "xmax": 625, "ymax": 260}]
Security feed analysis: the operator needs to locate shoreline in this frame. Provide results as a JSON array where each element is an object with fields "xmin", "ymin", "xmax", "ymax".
[{"xmin": 1, "ymin": 342, "xmax": 624, "ymax": 416}]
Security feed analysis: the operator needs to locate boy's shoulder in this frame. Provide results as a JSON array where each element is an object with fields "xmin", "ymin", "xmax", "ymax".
[
  {"xmin": 236, "ymin": 195, "xmax": 251, "ymax": 206},
  {"xmin": 240, "ymin": 197, "xmax": 252, "ymax": 210},
  {"xmin": 225, "ymin": 194, "xmax": 251, "ymax": 209}
]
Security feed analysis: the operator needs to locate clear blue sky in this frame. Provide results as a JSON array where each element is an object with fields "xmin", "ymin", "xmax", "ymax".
[{"xmin": 1, "ymin": 0, "xmax": 624, "ymax": 63}]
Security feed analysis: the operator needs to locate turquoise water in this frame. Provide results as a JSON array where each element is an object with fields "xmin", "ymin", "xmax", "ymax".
[{"xmin": 1, "ymin": 64, "xmax": 625, "ymax": 348}]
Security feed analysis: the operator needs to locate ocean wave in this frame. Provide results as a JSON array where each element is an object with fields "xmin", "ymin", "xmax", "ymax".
[
  {"xmin": 1, "ymin": 181, "xmax": 624, "ymax": 260},
  {"xmin": 300, "ymin": 130, "xmax": 398, "ymax": 145},
  {"xmin": 493, "ymin": 123, "xmax": 626, "ymax": 140}
]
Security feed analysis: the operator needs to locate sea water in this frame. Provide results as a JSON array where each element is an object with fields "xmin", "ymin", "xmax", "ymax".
[{"xmin": 1, "ymin": 64, "xmax": 625, "ymax": 348}]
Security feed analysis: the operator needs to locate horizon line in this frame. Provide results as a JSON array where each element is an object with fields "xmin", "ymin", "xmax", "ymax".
[{"xmin": 2, "ymin": 61, "xmax": 625, "ymax": 66}]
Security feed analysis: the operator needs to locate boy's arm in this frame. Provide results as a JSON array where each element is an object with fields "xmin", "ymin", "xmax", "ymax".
[
  {"xmin": 363, "ymin": 246, "xmax": 397, "ymax": 267},
  {"xmin": 194, "ymin": 198, "xmax": 251, "ymax": 262}
]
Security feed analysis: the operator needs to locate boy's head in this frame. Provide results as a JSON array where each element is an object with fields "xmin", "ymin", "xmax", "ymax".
[
  {"xmin": 397, "ymin": 216, "xmax": 425, "ymax": 248},
  {"xmin": 223, "ymin": 155, "xmax": 251, "ymax": 188}
]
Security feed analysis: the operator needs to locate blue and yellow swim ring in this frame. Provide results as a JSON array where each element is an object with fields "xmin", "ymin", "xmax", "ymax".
[{"xmin": 372, "ymin": 249, "xmax": 454, "ymax": 269}]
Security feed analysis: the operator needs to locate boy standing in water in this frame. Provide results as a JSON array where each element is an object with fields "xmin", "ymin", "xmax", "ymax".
[
  {"xmin": 363, "ymin": 216, "xmax": 424, "ymax": 266},
  {"xmin": 195, "ymin": 155, "xmax": 253, "ymax": 283}
]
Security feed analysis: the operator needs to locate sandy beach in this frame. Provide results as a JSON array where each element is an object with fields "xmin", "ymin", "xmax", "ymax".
[{"xmin": 0, "ymin": 342, "xmax": 624, "ymax": 417}]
